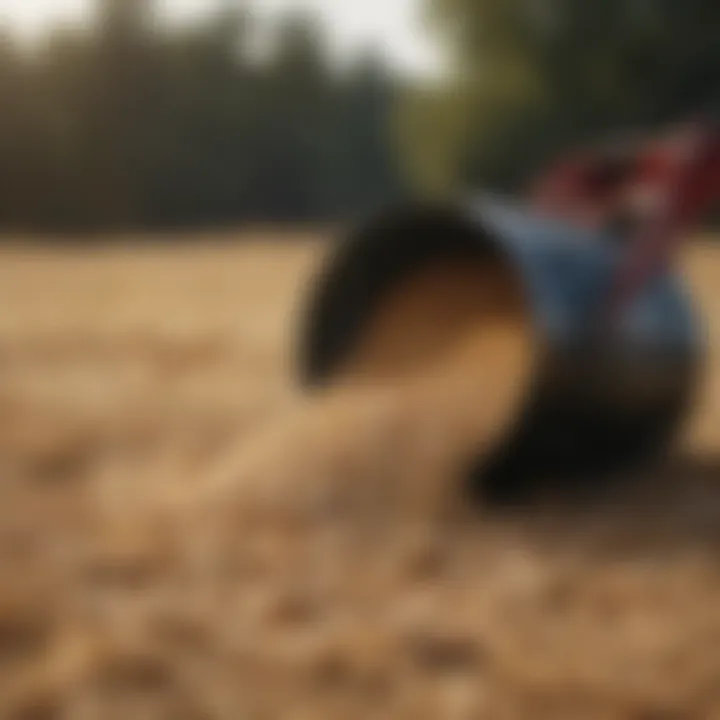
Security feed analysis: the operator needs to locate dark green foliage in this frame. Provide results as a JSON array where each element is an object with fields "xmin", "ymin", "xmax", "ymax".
[
  {"xmin": 0, "ymin": 0, "xmax": 404, "ymax": 233},
  {"xmin": 402, "ymin": 0, "xmax": 720, "ymax": 195},
  {"xmin": 6, "ymin": 0, "xmax": 719, "ymax": 232}
]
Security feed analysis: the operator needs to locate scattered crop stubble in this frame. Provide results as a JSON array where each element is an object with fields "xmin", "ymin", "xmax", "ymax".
[{"xmin": 0, "ymin": 233, "xmax": 719, "ymax": 718}]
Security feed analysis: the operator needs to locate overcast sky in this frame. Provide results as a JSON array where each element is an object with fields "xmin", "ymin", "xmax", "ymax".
[{"xmin": 0, "ymin": 0, "xmax": 443, "ymax": 77}]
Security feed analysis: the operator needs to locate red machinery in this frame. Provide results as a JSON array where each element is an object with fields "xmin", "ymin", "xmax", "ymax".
[{"xmin": 532, "ymin": 119, "xmax": 720, "ymax": 328}]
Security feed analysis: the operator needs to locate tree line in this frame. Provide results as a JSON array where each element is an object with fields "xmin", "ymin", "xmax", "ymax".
[
  {"xmin": 2, "ymin": 0, "xmax": 719, "ymax": 234},
  {"xmin": 401, "ymin": 0, "xmax": 720, "ymax": 196},
  {"xmin": 0, "ymin": 0, "xmax": 405, "ymax": 233}
]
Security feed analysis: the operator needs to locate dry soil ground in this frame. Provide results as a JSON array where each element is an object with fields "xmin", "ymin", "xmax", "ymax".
[{"xmin": 0, "ymin": 234, "xmax": 720, "ymax": 719}]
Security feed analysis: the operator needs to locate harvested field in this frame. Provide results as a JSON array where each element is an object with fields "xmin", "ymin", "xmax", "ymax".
[{"xmin": 0, "ymin": 233, "xmax": 720, "ymax": 719}]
